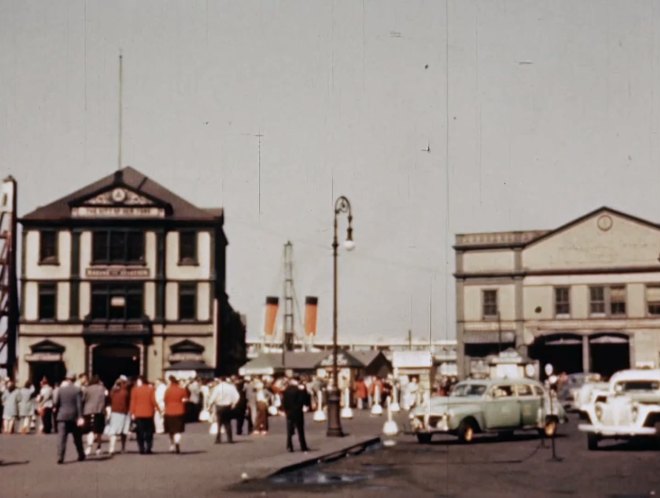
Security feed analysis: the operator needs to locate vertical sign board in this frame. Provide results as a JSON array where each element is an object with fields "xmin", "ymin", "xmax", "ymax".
[{"xmin": 0, "ymin": 177, "xmax": 18, "ymax": 378}]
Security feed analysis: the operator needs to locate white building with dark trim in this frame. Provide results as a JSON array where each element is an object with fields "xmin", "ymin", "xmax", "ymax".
[
  {"xmin": 454, "ymin": 207, "xmax": 660, "ymax": 379},
  {"xmin": 18, "ymin": 166, "xmax": 245, "ymax": 386}
]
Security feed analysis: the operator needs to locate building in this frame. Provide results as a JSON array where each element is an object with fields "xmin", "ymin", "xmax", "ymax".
[
  {"xmin": 454, "ymin": 207, "xmax": 660, "ymax": 379},
  {"xmin": 18, "ymin": 166, "xmax": 245, "ymax": 387}
]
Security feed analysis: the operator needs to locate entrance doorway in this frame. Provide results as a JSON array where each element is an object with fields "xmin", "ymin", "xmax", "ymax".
[
  {"xmin": 530, "ymin": 334, "xmax": 583, "ymax": 377},
  {"xmin": 92, "ymin": 344, "xmax": 141, "ymax": 389},
  {"xmin": 589, "ymin": 334, "xmax": 629, "ymax": 378},
  {"xmin": 29, "ymin": 361, "xmax": 66, "ymax": 387}
]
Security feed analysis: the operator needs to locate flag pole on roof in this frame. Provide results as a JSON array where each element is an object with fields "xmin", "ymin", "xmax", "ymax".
[{"xmin": 118, "ymin": 50, "xmax": 123, "ymax": 171}]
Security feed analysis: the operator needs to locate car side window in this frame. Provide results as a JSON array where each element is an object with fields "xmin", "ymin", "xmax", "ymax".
[
  {"xmin": 515, "ymin": 383, "xmax": 533, "ymax": 397},
  {"xmin": 491, "ymin": 385, "xmax": 514, "ymax": 398}
]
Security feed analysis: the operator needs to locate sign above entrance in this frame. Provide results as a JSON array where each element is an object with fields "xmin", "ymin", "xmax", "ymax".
[
  {"xmin": 72, "ymin": 206, "xmax": 165, "ymax": 218},
  {"xmin": 86, "ymin": 266, "xmax": 150, "ymax": 279}
]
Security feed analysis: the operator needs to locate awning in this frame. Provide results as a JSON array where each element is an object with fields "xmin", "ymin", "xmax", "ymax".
[{"xmin": 589, "ymin": 335, "xmax": 629, "ymax": 344}]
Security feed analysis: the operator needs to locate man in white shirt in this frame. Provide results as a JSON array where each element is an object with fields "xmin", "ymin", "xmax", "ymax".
[{"xmin": 208, "ymin": 377, "xmax": 239, "ymax": 444}]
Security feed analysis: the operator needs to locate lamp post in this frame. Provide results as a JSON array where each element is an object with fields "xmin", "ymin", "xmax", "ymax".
[{"xmin": 327, "ymin": 195, "xmax": 355, "ymax": 437}]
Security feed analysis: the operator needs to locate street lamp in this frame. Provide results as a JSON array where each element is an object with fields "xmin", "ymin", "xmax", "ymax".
[{"xmin": 327, "ymin": 195, "xmax": 355, "ymax": 437}]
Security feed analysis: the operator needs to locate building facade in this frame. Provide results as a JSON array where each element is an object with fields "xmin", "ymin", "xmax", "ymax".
[
  {"xmin": 455, "ymin": 207, "xmax": 660, "ymax": 379},
  {"xmin": 18, "ymin": 167, "xmax": 245, "ymax": 387}
]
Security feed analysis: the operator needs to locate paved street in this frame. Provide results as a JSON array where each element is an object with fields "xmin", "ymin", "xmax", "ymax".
[
  {"xmin": 2, "ymin": 411, "xmax": 659, "ymax": 497},
  {"xmin": 0, "ymin": 410, "xmax": 383, "ymax": 498},
  {"xmin": 238, "ymin": 413, "xmax": 660, "ymax": 497}
]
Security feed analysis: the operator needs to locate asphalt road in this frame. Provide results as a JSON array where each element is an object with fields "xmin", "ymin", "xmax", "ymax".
[{"xmin": 235, "ymin": 414, "xmax": 660, "ymax": 497}]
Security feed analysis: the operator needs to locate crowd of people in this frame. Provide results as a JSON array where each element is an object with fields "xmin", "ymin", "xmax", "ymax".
[{"xmin": 0, "ymin": 371, "xmax": 459, "ymax": 464}]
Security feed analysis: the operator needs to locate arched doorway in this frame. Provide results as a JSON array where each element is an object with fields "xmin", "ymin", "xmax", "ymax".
[
  {"xmin": 92, "ymin": 344, "xmax": 141, "ymax": 389},
  {"xmin": 589, "ymin": 334, "xmax": 629, "ymax": 378},
  {"xmin": 529, "ymin": 334, "xmax": 583, "ymax": 377}
]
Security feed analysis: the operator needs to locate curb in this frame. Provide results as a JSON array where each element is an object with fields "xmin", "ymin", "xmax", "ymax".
[{"xmin": 269, "ymin": 436, "xmax": 383, "ymax": 477}]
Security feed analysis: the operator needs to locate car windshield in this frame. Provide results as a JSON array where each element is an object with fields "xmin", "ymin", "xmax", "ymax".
[
  {"xmin": 614, "ymin": 380, "xmax": 660, "ymax": 393},
  {"xmin": 450, "ymin": 383, "xmax": 487, "ymax": 397}
]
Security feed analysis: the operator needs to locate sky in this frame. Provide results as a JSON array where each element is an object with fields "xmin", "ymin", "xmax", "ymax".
[{"xmin": 1, "ymin": 1, "xmax": 660, "ymax": 346}]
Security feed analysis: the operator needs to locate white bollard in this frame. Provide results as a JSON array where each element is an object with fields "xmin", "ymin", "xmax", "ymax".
[
  {"xmin": 371, "ymin": 384, "xmax": 383, "ymax": 416},
  {"xmin": 382, "ymin": 397, "xmax": 399, "ymax": 437},
  {"xmin": 340, "ymin": 387, "xmax": 354, "ymax": 419},
  {"xmin": 389, "ymin": 384, "xmax": 401, "ymax": 413},
  {"xmin": 313, "ymin": 390, "xmax": 327, "ymax": 422}
]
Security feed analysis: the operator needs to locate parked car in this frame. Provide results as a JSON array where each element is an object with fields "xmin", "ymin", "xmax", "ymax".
[
  {"xmin": 558, "ymin": 372, "xmax": 603, "ymax": 412},
  {"xmin": 409, "ymin": 378, "xmax": 567, "ymax": 444},
  {"xmin": 578, "ymin": 369, "xmax": 660, "ymax": 450}
]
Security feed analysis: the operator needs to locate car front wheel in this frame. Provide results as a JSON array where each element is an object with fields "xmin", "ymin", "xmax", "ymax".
[
  {"xmin": 457, "ymin": 420, "xmax": 475, "ymax": 443},
  {"xmin": 587, "ymin": 433, "xmax": 599, "ymax": 450}
]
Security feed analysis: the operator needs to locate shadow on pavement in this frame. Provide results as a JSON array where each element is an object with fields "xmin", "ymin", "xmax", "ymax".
[{"xmin": 0, "ymin": 460, "xmax": 30, "ymax": 467}]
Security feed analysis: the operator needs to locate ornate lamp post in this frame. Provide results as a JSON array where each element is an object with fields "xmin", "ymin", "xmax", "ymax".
[{"xmin": 327, "ymin": 195, "xmax": 355, "ymax": 437}]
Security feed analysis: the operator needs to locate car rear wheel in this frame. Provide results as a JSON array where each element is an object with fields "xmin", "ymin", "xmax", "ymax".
[
  {"xmin": 587, "ymin": 433, "xmax": 599, "ymax": 450},
  {"xmin": 457, "ymin": 420, "xmax": 475, "ymax": 443},
  {"xmin": 416, "ymin": 433, "xmax": 432, "ymax": 444}
]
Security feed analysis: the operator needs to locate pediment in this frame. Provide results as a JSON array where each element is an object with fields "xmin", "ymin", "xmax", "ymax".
[
  {"xmin": 170, "ymin": 339, "xmax": 205, "ymax": 354},
  {"xmin": 30, "ymin": 340, "xmax": 65, "ymax": 354},
  {"xmin": 523, "ymin": 208, "xmax": 660, "ymax": 270},
  {"xmin": 70, "ymin": 185, "xmax": 170, "ymax": 219}
]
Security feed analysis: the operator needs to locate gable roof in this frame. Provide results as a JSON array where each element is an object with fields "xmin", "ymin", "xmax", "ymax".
[
  {"xmin": 523, "ymin": 206, "xmax": 660, "ymax": 248},
  {"xmin": 21, "ymin": 166, "xmax": 223, "ymax": 223},
  {"xmin": 455, "ymin": 206, "xmax": 660, "ymax": 251}
]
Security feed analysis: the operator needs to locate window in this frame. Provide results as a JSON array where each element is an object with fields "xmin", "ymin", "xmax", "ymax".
[
  {"xmin": 589, "ymin": 285, "xmax": 626, "ymax": 316},
  {"xmin": 554, "ymin": 287, "xmax": 570, "ymax": 316},
  {"xmin": 92, "ymin": 230, "xmax": 144, "ymax": 264},
  {"xmin": 39, "ymin": 231, "xmax": 58, "ymax": 264},
  {"xmin": 178, "ymin": 231, "xmax": 197, "ymax": 264},
  {"xmin": 178, "ymin": 283, "xmax": 197, "ymax": 320},
  {"xmin": 38, "ymin": 283, "xmax": 57, "ymax": 320},
  {"xmin": 91, "ymin": 283, "xmax": 143, "ymax": 320},
  {"xmin": 515, "ymin": 383, "xmax": 534, "ymax": 397},
  {"xmin": 610, "ymin": 286, "xmax": 626, "ymax": 316},
  {"xmin": 646, "ymin": 285, "xmax": 660, "ymax": 316},
  {"xmin": 491, "ymin": 385, "xmax": 514, "ymax": 398},
  {"xmin": 482, "ymin": 289, "xmax": 498, "ymax": 318}
]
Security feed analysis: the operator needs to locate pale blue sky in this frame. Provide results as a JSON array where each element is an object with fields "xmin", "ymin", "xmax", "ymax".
[{"xmin": 1, "ymin": 1, "xmax": 659, "ymax": 344}]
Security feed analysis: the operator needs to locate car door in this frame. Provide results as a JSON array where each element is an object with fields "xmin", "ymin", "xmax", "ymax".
[
  {"xmin": 483, "ymin": 384, "xmax": 520, "ymax": 429},
  {"xmin": 515, "ymin": 382, "xmax": 541, "ymax": 427}
]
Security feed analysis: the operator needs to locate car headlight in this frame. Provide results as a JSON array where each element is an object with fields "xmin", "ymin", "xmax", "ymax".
[{"xmin": 595, "ymin": 403, "xmax": 603, "ymax": 421}]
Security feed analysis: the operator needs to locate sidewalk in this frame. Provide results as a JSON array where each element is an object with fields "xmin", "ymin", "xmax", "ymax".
[{"xmin": 0, "ymin": 409, "xmax": 389, "ymax": 498}]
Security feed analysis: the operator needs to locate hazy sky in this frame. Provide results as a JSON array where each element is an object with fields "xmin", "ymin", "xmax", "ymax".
[{"xmin": 2, "ymin": 1, "xmax": 660, "ymax": 345}]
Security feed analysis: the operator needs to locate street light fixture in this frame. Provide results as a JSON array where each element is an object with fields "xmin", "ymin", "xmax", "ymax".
[{"xmin": 327, "ymin": 195, "xmax": 354, "ymax": 437}]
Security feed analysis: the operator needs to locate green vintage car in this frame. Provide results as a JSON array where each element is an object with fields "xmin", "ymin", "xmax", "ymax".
[{"xmin": 410, "ymin": 378, "xmax": 567, "ymax": 443}]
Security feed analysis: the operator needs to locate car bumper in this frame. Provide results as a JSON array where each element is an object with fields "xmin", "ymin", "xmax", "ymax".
[
  {"xmin": 410, "ymin": 415, "xmax": 450, "ymax": 433},
  {"xmin": 578, "ymin": 423, "xmax": 656, "ymax": 437}
]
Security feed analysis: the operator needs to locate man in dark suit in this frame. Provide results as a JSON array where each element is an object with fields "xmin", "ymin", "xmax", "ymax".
[
  {"xmin": 53, "ymin": 376, "xmax": 85, "ymax": 464},
  {"xmin": 281, "ymin": 377, "xmax": 311, "ymax": 452}
]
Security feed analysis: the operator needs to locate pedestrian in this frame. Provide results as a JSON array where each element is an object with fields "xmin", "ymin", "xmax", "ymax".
[
  {"xmin": 208, "ymin": 377, "xmax": 239, "ymax": 444},
  {"xmin": 281, "ymin": 377, "xmax": 310, "ymax": 452},
  {"xmin": 18, "ymin": 380, "xmax": 35, "ymax": 434},
  {"xmin": 254, "ymin": 378, "xmax": 270, "ymax": 435},
  {"xmin": 129, "ymin": 377, "xmax": 160, "ymax": 455},
  {"xmin": 154, "ymin": 378, "xmax": 166, "ymax": 434},
  {"xmin": 107, "ymin": 376, "xmax": 131, "ymax": 454},
  {"xmin": 53, "ymin": 376, "xmax": 85, "ymax": 464},
  {"xmin": 37, "ymin": 377, "xmax": 55, "ymax": 434},
  {"xmin": 354, "ymin": 377, "xmax": 368, "ymax": 410},
  {"xmin": 2, "ymin": 381, "xmax": 20, "ymax": 434},
  {"xmin": 164, "ymin": 376, "xmax": 188, "ymax": 453},
  {"xmin": 82, "ymin": 375, "xmax": 107, "ymax": 456},
  {"xmin": 233, "ymin": 377, "xmax": 250, "ymax": 435}
]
